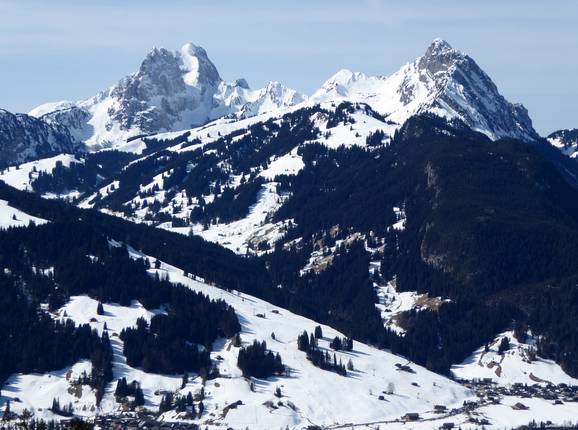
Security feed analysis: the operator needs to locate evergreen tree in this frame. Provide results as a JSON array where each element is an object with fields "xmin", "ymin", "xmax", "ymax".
[{"xmin": 314, "ymin": 325, "xmax": 323, "ymax": 339}]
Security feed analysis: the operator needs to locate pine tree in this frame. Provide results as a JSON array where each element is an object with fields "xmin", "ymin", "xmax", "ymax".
[
  {"xmin": 133, "ymin": 386, "xmax": 145, "ymax": 407},
  {"xmin": 51, "ymin": 398, "xmax": 60, "ymax": 414},
  {"xmin": 314, "ymin": 325, "xmax": 323, "ymax": 339},
  {"xmin": 297, "ymin": 331, "xmax": 310, "ymax": 351},
  {"xmin": 498, "ymin": 337, "xmax": 510, "ymax": 355},
  {"xmin": 181, "ymin": 372, "xmax": 189, "ymax": 389},
  {"xmin": 3, "ymin": 399, "xmax": 11, "ymax": 420}
]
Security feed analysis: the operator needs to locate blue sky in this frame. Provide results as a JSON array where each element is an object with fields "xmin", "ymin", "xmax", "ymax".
[{"xmin": 0, "ymin": 0, "xmax": 576, "ymax": 134}]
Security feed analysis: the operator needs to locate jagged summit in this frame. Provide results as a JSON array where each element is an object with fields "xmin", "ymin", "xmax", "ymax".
[
  {"xmin": 418, "ymin": 38, "xmax": 466, "ymax": 74},
  {"xmin": 29, "ymin": 42, "xmax": 305, "ymax": 152},
  {"xmin": 424, "ymin": 38, "xmax": 454, "ymax": 56},
  {"xmin": 312, "ymin": 38, "xmax": 539, "ymax": 142}
]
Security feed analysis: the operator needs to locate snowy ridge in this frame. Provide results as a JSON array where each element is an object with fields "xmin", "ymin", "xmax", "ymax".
[
  {"xmin": 0, "ymin": 109, "xmax": 81, "ymax": 166},
  {"xmin": 0, "ymin": 199, "xmax": 48, "ymax": 229},
  {"xmin": 67, "ymin": 102, "xmax": 398, "ymax": 255},
  {"xmin": 24, "ymin": 38, "xmax": 539, "ymax": 158},
  {"xmin": 0, "ymin": 153, "xmax": 82, "ymax": 194}
]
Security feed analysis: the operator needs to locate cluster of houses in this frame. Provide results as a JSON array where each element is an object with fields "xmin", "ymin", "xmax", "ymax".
[
  {"xmin": 396, "ymin": 380, "xmax": 578, "ymax": 429},
  {"xmin": 459, "ymin": 378, "xmax": 578, "ymax": 405}
]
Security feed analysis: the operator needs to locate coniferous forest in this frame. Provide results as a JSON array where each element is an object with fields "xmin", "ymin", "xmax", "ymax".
[{"xmin": 0, "ymin": 196, "xmax": 241, "ymax": 383}]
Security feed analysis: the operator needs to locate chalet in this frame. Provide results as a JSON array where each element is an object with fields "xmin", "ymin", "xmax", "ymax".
[
  {"xmin": 512, "ymin": 402, "xmax": 529, "ymax": 410},
  {"xmin": 403, "ymin": 412, "xmax": 420, "ymax": 421},
  {"xmin": 434, "ymin": 404, "xmax": 447, "ymax": 413}
]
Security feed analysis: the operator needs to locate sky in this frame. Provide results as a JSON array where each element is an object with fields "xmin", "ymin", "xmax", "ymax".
[{"xmin": 0, "ymin": 0, "xmax": 576, "ymax": 135}]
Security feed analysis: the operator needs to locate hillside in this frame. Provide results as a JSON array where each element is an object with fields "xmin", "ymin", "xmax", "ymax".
[{"xmin": 1, "ymin": 189, "xmax": 576, "ymax": 428}]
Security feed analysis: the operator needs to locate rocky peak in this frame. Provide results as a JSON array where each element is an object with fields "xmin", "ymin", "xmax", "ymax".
[
  {"xmin": 28, "ymin": 42, "xmax": 305, "ymax": 152},
  {"xmin": 116, "ymin": 47, "xmax": 187, "ymax": 100},
  {"xmin": 418, "ymin": 38, "xmax": 466, "ymax": 75}
]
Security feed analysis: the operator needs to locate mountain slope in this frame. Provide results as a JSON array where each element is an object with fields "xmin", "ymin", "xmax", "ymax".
[
  {"xmin": 0, "ymin": 182, "xmax": 475, "ymax": 428},
  {"xmin": 29, "ymin": 43, "xmax": 305, "ymax": 152},
  {"xmin": 1, "ymin": 186, "xmax": 577, "ymax": 429},
  {"xmin": 0, "ymin": 109, "xmax": 82, "ymax": 167}
]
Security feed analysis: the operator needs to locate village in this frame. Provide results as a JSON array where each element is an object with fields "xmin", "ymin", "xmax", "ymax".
[
  {"xmin": 459, "ymin": 378, "xmax": 578, "ymax": 407},
  {"xmin": 321, "ymin": 378, "xmax": 578, "ymax": 430},
  {"xmin": 94, "ymin": 413, "xmax": 199, "ymax": 430}
]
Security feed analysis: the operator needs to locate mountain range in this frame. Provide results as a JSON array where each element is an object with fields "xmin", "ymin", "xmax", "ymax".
[
  {"xmin": 1, "ymin": 39, "xmax": 578, "ymax": 429},
  {"xmin": 2, "ymin": 38, "xmax": 563, "ymax": 167}
]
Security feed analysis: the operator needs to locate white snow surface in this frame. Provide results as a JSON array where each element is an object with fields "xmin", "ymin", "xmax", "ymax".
[
  {"xmin": 373, "ymin": 277, "xmax": 447, "ymax": 336},
  {"xmin": 0, "ymin": 199, "xmax": 48, "ymax": 229},
  {"xmin": 165, "ymin": 182, "xmax": 290, "ymax": 254},
  {"xmin": 2, "ymin": 296, "xmax": 179, "ymax": 420},
  {"xmin": 259, "ymin": 149, "xmax": 304, "ymax": 180},
  {"xmin": 128, "ymin": 249, "xmax": 474, "ymax": 429},
  {"xmin": 548, "ymin": 136, "xmax": 578, "ymax": 159},
  {"xmin": 451, "ymin": 330, "xmax": 578, "ymax": 386},
  {"xmin": 2, "ymin": 360, "xmax": 98, "ymax": 421}
]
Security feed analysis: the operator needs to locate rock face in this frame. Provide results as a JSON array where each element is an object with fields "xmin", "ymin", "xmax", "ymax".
[
  {"xmin": 29, "ymin": 43, "xmax": 306, "ymax": 152},
  {"xmin": 548, "ymin": 128, "xmax": 578, "ymax": 158},
  {"xmin": 312, "ymin": 39, "xmax": 539, "ymax": 142},
  {"xmin": 0, "ymin": 109, "xmax": 81, "ymax": 167}
]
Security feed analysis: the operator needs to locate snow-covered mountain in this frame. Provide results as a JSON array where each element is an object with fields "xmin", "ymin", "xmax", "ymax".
[
  {"xmin": 547, "ymin": 128, "xmax": 578, "ymax": 158},
  {"xmin": 29, "ymin": 43, "xmax": 306, "ymax": 151},
  {"xmin": 312, "ymin": 39, "xmax": 539, "ymax": 142},
  {"xmin": 0, "ymin": 109, "xmax": 82, "ymax": 166},
  {"xmin": 25, "ymin": 39, "xmax": 539, "ymax": 158}
]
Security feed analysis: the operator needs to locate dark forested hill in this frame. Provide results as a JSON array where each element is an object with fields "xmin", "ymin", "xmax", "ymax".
[{"xmin": 262, "ymin": 115, "xmax": 578, "ymax": 375}]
